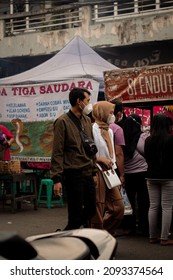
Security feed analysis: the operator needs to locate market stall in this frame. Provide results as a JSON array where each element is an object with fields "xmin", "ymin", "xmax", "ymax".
[
  {"xmin": 0, "ymin": 35, "xmax": 117, "ymax": 162},
  {"xmin": 103, "ymin": 63, "xmax": 173, "ymax": 126}
]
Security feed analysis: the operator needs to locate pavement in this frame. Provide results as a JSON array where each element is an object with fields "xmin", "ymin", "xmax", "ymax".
[{"xmin": 0, "ymin": 201, "xmax": 173, "ymax": 260}]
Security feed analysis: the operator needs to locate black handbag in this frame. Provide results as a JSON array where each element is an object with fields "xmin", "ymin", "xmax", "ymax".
[{"xmin": 67, "ymin": 111, "xmax": 98, "ymax": 157}]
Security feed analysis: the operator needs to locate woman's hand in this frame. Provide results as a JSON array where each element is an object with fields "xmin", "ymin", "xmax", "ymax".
[
  {"xmin": 97, "ymin": 156, "xmax": 113, "ymax": 169},
  {"xmin": 120, "ymin": 174, "xmax": 125, "ymax": 186}
]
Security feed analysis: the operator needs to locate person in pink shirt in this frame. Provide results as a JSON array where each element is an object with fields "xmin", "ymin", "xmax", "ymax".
[
  {"xmin": 0, "ymin": 125, "xmax": 14, "ymax": 160},
  {"xmin": 109, "ymin": 100, "xmax": 125, "ymax": 186}
]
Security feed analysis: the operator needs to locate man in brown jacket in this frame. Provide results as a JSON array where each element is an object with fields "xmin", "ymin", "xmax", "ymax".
[{"xmin": 50, "ymin": 87, "xmax": 97, "ymax": 230}]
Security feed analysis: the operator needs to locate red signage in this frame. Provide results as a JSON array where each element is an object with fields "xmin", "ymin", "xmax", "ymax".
[{"xmin": 104, "ymin": 64, "xmax": 173, "ymax": 103}]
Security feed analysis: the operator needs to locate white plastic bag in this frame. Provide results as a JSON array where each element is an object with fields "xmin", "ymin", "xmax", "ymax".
[{"xmin": 120, "ymin": 187, "xmax": 133, "ymax": 215}]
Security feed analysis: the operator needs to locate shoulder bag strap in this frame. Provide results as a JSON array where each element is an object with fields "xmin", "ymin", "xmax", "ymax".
[{"xmin": 67, "ymin": 111, "xmax": 82, "ymax": 132}]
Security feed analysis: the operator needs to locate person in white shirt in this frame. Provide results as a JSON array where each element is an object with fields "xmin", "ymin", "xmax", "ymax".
[{"xmin": 90, "ymin": 101, "xmax": 124, "ymax": 237}]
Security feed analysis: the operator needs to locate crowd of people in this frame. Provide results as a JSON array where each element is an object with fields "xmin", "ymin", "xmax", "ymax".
[
  {"xmin": 50, "ymin": 87, "xmax": 173, "ymax": 246},
  {"xmin": 1, "ymin": 86, "xmax": 173, "ymax": 246}
]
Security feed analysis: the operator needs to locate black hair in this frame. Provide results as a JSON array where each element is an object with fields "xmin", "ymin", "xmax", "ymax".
[
  {"xmin": 111, "ymin": 100, "xmax": 123, "ymax": 115},
  {"xmin": 151, "ymin": 113, "xmax": 170, "ymax": 137},
  {"xmin": 148, "ymin": 113, "xmax": 170, "ymax": 166},
  {"xmin": 123, "ymin": 113, "xmax": 142, "ymax": 159},
  {"xmin": 69, "ymin": 87, "xmax": 91, "ymax": 107},
  {"xmin": 129, "ymin": 113, "xmax": 142, "ymax": 126}
]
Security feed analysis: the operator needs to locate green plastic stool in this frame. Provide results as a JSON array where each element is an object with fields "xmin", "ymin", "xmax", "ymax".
[
  {"xmin": 38, "ymin": 178, "xmax": 64, "ymax": 208},
  {"xmin": 21, "ymin": 180, "xmax": 34, "ymax": 193}
]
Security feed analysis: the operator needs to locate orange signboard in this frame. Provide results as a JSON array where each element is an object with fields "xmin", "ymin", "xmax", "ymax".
[{"xmin": 103, "ymin": 63, "xmax": 173, "ymax": 103}]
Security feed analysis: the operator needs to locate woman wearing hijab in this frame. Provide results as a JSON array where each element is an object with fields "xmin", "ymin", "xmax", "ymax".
[
  {"xmin": 145, "ymin": 113, "xmax": 173, "ymax": 245},
  {"xmin": 90, "ymin": 101, "xmax": 124, "ymax": 237},
  {"xmin": 122, "ymin": 113, "xmax": 149, "ymax": 236}
]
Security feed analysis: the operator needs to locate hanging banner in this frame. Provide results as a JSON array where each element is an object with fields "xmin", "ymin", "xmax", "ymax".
[
  {"xmin": 103, "ymin": 63, "xmax": 173, "ymax": 103},
  {"xmin": 0, "ymin": 78, "xmax": 99, "ymax": 161}
]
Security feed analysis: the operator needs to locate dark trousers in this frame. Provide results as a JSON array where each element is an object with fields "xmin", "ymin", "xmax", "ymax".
[
  {"xmin": 63, "ymin": 169, "xmax": 96, "ymax": 230},
  {"xmin": 123, "ymin": 172, "xmax": 149, "ymax": 234}
]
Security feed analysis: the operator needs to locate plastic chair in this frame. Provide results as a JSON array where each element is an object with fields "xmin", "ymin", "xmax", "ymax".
[
  {"xmin": 38, "ymin": 178, "xmax": 64, "ymax": 208},
  {"xmin": 21, "ymin": 180, "xmax": 34, "ymax": 193}
]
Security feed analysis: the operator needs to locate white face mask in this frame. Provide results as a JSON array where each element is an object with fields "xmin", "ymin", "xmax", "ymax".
[
  {"xmin": 83, "ymin": 103, "xmax": 93, "ymax": 115},
  {"xmin": 107, "ymin": 114, "xmax": 115, "ymax": 125}
]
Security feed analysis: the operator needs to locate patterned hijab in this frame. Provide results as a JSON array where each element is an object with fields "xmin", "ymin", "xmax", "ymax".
[{"xmin": 92, "ymin": 101, "xmax": 115, "ymax": 158}]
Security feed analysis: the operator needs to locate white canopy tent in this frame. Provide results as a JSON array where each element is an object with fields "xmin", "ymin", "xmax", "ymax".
[
  {"xmin": 0, "ymin": 35, "xmax": 118, "ymax": 91},
  {"xmin": 0, "ymin": 36, "xmax": 119, "ymax": 161}
]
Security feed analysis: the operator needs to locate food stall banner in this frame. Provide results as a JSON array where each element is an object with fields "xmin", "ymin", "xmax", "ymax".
[
  {"xmin": 0, "ymin": 78, "xmax": 99, "ymax": 161},
  {"xmin": 103, "ymin": 64, "xmax": 173, "ymax": 103}
]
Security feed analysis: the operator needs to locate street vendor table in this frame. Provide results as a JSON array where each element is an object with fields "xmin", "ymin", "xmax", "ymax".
[{"xmin": 0, "ymin": 171, "xmax": 38, "ymax": 213}]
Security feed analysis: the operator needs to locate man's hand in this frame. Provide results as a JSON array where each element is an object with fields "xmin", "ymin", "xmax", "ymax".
[
  {"xmin": 54, "ymin": 182, "xmax": 63, "ymax": 197},
  {"xmin": 93, "ymin": 175, "xmax": 97, "ymax": 186}
]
